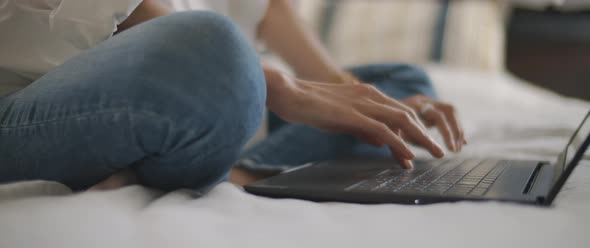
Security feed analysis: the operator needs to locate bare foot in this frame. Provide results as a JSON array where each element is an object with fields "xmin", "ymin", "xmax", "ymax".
[
  {"xmin": 88, "ymin": 169, "xmax": 138, "ymax": 191},
  {"xmin": 229, "ymin": 167, "xmax": 270, "ymax": 186},
  {"xmin": 89, "ymin": 167, "xmax": 268, "ymax": 190}
]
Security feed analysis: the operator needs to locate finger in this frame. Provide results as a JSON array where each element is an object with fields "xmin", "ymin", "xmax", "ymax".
[
  {"xmin": 436, "ymin": 103, "xmax": 465, "ymax": 151},
  {"xmin": 353, "ymin": 114, "xmax": 415, "ymax": 168},
  {"xmin": 424, "ymin": 109, "xmax": 457, "ymax": 152},
  {"xmin": 381, "ymin": 96, "xmax": 426, "ymax": 129},
  {"xmin": 400, "ymin": 159, "xmax": 414, "ymax": 170},
  {"xmin": 394, "ymin": 130, "xmax": 415, "ymax": 169},
  {"xmin": 389, "ymin": 148, "xmax": 414, "ymax": 169},
  {"xmin": 356, "ymin": 84, "xmax": 426, "ymax": 129},
  {"xmin": 362, "ymin": 102, "xmax": 445, "ymax": 158},
  {"xmin": 355, "ymin": 133, "xmax": 384, "ymax": 147}
]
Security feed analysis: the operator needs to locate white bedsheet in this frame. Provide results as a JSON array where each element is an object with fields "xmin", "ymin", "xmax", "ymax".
[{"xmin": 1, "ymin": 66, "xmax": 589, "ymax": 248}]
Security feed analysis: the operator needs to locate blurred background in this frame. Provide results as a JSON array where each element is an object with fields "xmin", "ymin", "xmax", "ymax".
[{"xmin": 292, "ymin": 0, "xmax": 590, "ymax": 101}]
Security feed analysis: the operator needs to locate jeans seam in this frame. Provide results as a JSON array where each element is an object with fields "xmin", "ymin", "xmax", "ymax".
[
  {"xmin": 0, "ymin": 107, "xmax": 230, "ymax": 162},
  {"xmin": 127, "ymin": 110, "xmax": 239, "ymax": 170},
  {"xmin": 0, "ymin": 108, "xmax": 130, "ymax": 129},
  {"xmin": 128, "ymin": 109, "xmax": 174, "ymax": 158}
]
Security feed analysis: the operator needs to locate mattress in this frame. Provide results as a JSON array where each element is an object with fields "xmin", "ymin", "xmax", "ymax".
[{"xmin": 1, "ymin": 66, "xmax": 589, "ymax": 248}]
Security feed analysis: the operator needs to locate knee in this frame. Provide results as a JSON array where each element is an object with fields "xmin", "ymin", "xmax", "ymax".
[
  {"xmin": 349, "ymin": 63, "xmax": 432, "ymax": 84},
  {"xmin": 349, "ymin": 63, "xmax": 436, "ymax": 99},
  {"xmin": 143, "ymin": 11, "xmax": 255, "ymax": 67},
  {"xmin": 392, "ymin": 64, "xmax": 437, "ymax": 99},
  {"xmin": 392, "ymin": 64, "xmax": 433, "ymax": 87},
  {"xmin": 130, "ymin": 11, "xmax": 266, "ymax": 145}
]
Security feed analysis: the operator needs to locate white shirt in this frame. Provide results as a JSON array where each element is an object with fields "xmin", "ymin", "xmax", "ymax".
[{"xmin": 0, "ymin": 0, "xmax": 269, "ymax": 96}]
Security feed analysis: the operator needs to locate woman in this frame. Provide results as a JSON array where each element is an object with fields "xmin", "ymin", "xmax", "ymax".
[{"xmin": 0, "ymin": 0, "xmax": 465, "ymax": 192}]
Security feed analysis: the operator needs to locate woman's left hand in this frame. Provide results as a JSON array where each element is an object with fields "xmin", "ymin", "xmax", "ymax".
[{"xmin": 403, "ymin": 95, "xmax": 466, "ymax": 152}]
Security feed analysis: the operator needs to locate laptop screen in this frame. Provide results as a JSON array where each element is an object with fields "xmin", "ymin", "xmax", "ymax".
[{"xmin": 553, "ymin": 111, "xmax": 590, "ymax": 184}]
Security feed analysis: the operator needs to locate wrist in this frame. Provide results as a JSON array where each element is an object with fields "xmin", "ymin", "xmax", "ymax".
[
  {"xmin": 263, "ymin": 66, "xmax": 298, "ymax": 107},
  {"xmin": 263, "ymin": 66, "xmax": 287, "ymax": 97}
]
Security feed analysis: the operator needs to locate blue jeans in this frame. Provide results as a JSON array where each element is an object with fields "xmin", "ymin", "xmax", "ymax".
[
  {"xmin": 0, "ymin": 11, "xmax": 436, "ymax": 192},
  {"xmin": 0, "ymin": 12, "xmax": 266, "ymax": 191}
]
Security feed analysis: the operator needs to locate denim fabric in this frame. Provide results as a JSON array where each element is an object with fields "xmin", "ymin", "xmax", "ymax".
[
  {"xmin": 0, "ymin": 11, "xmax": 437, "ymax": 191},
  {"xmin": 239, "ymin": 63, "xmax": 437, "ymax": 173},
  {"xmin": 0, "ymin": 11, "xmax": 266, "ymax": 191}
]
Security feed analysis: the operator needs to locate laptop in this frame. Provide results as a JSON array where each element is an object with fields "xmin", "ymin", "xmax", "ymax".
[{"xmin": 245, "ymin": 111, "xmax": 590, "ymax": 205}]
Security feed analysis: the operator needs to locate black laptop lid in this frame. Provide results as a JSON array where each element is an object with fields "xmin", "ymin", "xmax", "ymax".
[{"xmin": 547, "ymin": 110, "xmax": 590, "ymax": 202}]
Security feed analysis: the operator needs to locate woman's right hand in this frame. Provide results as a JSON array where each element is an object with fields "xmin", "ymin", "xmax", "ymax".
[{"xmin": 264, "ymin": 68, "xmax": 445, "ymax": 169}]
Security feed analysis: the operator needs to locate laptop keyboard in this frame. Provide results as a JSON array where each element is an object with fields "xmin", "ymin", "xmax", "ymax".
[{"xmin": 346, "ymin": 159, "xmax": 507, "ymax": 196}]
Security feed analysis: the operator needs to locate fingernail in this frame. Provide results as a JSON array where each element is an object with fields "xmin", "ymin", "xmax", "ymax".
[
  {"xmin": 406, "ymin": 150, "xmax": 415, "ymax": 160},
  {"xmin": 435, "ymin": 145, "xmax": 445, "ymax": 157},
  {"xmin": 430, "ymin": 139, "xmax": 445, "ymax": 157},
  {"xmin": 456, "ymin": 140, "xmax": 462, "ymax": 151},
  {"xmin": 404, "ymin": 160, "xmax": 414, "ymax": 169}
]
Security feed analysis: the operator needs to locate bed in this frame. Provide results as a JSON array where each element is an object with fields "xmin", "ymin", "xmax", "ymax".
[{"xmin": 1, "ymin": 66, "xmax": 589, "ymax": 248}]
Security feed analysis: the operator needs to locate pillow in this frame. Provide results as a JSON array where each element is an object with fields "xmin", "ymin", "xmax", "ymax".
[
  {"xmin": 311, "ymin": 1, "xmax": 440, "ymax": 67},
  {"xmin": 297, "ymin": 0, "xmax": 508, "ymax": 73},
  {"xmin": 442, "ymin": 0, "xmax": 509, "ymax": 72}
]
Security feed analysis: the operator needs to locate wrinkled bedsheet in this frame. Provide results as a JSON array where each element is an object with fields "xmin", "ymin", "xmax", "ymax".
[{"xmin": 1, "ymin": 66, "xmax": 589, "ymax": 248}]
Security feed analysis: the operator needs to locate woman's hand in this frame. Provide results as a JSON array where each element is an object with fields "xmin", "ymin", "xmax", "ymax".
[
  {"xmin": 265, "ymin": 68, "xmax": 445, "ymax": 169},
  {"xmin": 403, "ymin": 95, "xmax": 466, "ymax": 153},
  {"xmin": 328, "ymin": 71, "xmax": 360, "ymax": 85}
]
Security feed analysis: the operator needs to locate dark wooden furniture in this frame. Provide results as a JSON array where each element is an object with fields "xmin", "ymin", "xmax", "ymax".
[{"xmin": 506, "ymin": 8, "xmax": 590, "ymax": 101}]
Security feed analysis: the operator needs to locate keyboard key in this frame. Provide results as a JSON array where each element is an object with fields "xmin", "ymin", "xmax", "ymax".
[{"xmin": 349, "ymin": 159, "xmax": 507, "ymax": 197}]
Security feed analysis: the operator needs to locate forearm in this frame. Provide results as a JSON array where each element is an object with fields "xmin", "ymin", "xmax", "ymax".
[
  {"xmin": 258, "ymin": 0, "xmax": 342, "ymax": 83},
  {"xmin": 117, "ymin": 0, "xmax": 172, "ymax": 32}
]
